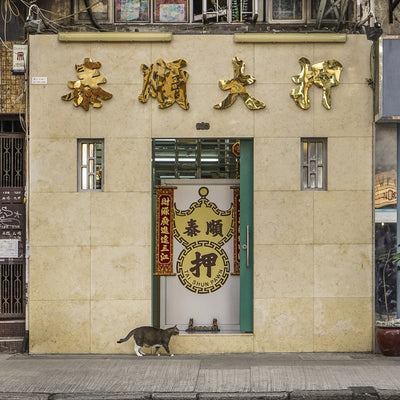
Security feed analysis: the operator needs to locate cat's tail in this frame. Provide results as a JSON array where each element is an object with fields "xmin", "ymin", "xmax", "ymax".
[{"xmin": 117, "ymin": 329, "xmax": 136, "ymax": 343}]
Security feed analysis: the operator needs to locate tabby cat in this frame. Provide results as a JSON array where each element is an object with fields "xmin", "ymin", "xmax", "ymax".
[{"xmin": 117, "ymin": 325, "xmax": 179, "ymax": 357}]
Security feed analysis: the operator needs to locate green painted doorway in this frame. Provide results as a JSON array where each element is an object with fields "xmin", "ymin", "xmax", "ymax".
[
  {"xmin": 239, "ymin": 139, "xmax": 253, "ymax": 332},
  {"xmin": 152, "ymin": 138, "xmax": 254, "ymax": 332}
]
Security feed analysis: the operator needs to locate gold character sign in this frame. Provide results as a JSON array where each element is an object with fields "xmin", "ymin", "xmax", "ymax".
[
  {"xmin": 61, "ymin": 58, "xmax": 112, "ymax": 111},
  {"xmin": 214, "ymin": 57, "xmax": 266, "ymax": 111},
  {"xmin": 139, "ymin": 59, "xmax": 189, "ymax": 110},
  {"xmin": 290, "ymin": 57, "xmax": 343, "ymax": 110}
]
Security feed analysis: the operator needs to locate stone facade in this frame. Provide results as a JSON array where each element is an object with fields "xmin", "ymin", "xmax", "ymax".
[{"xmin": 28, "ymin": 33, "xmax": 373, "ymax": 354}]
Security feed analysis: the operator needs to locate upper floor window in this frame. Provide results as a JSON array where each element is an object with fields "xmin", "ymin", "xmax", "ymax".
[
  {"xmin": 75, "ymin": 0, "xmax": 352, "ymax": 24},
  {"xmin": 269, "ymin": 0, "xmax": 345, "ymax": 23}
]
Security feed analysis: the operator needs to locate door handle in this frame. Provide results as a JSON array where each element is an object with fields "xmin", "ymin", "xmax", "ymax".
[{"xmin": 242, "ymin": 224, "xmax": 250, "ymax": 267}]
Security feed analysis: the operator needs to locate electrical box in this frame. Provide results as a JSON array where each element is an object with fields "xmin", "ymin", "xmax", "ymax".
[{"xmin": 12, "ymin": 44, "xmax": 28, "ymax": 75}]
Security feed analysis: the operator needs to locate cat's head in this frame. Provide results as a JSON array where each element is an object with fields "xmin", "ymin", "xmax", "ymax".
[{"xmin": 171, "ymin": 325, "xmax": 179, "ymax": 336}]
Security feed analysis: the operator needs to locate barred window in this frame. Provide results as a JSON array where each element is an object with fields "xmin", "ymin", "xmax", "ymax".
[
  {"xmin": 301, "ymin": 138, "xmax": 327, "ymax": 190},
  {"xmin": 78, "ymin": 139, "xmax": 104, "ymax": 191},
  {"xmin": 75, "ymin": 0, "xmax": 353, "ymax": 25},
  {"xmin": 268, "ymin": 0, "xmax": 347, "ymax": 23}
]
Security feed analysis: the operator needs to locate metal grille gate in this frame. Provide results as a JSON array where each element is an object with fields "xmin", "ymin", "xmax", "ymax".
[
  {"xmin": 1, "ymin": 263, "xmax": 24, "ymax": 316},
  {"xmin": 0, "ymin": 136, "xmax": 24, "ymax": 187},
  {"xmin": 0, "ymin": 124, "xmax": 26, "ymax": 322}
]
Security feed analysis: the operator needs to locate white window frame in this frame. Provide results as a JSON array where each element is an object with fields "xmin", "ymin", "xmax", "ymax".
[
  {"xmin": 267, "ymin": 0, "xmax": 347, "ymax": 24},
  {"xmin": 267, "ymin": 0, "xmax": 306, "ymax": 23}
]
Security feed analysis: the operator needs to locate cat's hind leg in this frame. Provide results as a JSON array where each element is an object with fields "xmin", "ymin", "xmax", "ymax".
[
  {"xmin": 154, "ymin": 345, "xmax": 161, "ymax": 356},
  {"xmin": 134, "ymin": 343, "xmax": 144, "ymax": 357}
]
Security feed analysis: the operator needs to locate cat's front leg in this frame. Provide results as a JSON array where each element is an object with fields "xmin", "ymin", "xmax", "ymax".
[{"xmin": 162, "ymin": 343, "xmax": 174, "ymax": 356}]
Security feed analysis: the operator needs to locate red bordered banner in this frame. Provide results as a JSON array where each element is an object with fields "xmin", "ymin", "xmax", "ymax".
[
  {"xmin": 155, "ymin": 186, "xmax": 175, "ymax": 275},
  {"xmin": 232, "ymin": 186, "xmax": 240, "ymax": 275}
]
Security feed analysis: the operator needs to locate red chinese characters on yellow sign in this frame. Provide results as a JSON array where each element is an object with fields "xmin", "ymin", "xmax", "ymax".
[{"xmin": 155, "ymin": 187, "xmax": 175, "ymax": 275}]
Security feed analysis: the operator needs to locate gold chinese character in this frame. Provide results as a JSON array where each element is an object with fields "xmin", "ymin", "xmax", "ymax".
[
  {"xmin": 160, "ymin": 226, "xmax": 170, "ymax": 235},
  {"xmin": 214, "ymin": 57, "xmax": 265, "ymax": 111},
  {"xmin": 160, "ymin": 235, "xmax": 170, "ymax": 244},
  {"xmin": 290, "ymin": 57, "xmax": 343, "ymax": 110},
  {"xmin": 62, "ymin": 58, "xmax": 112, "ymax": 111},
  {"xmin": 161, "ymin": 216, "xmax": 170, "ymax": 225},
  {"xmin": 139, "ymin": 59, "xmax": 189, "ymax": 110},
  {"xmin": 160, "ymin": 253, "xmax": 170, "ymax": 261},
  {"xmin": 161, "ymin": 197, "xmax": 170, "ymax": 206},
  {"xmin": 160, "ymin": 207, "xmax": 170, "ymax": 216}
]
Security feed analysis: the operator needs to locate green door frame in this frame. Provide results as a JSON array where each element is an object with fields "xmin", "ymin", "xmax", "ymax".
[{"xmin": 239, "ymin": 139, "xmax": 253, "ymax": 332}]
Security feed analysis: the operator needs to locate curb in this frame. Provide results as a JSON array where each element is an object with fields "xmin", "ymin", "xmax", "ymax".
[{"xmin": 0, "ymin": 390, "xmax": 398, "ymax": 400}]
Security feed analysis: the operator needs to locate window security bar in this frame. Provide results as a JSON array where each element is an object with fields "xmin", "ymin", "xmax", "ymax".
[
  {"xmin": 194, "ymin": 0, "xmax": 257, "ymax": 22},
  {"xmin": 316, "ymin": 0, "xmax": 349, "ymax": 28}
]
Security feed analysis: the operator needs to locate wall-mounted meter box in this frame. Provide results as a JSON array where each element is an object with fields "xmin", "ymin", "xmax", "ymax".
[{"xmin": 12, "ymin": 44, "xmax": 28, "ymax": 75}]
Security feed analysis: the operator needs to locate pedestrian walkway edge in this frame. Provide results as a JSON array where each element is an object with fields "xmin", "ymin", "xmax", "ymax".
[{"xmin": 1, "ymin": 389, "xmax": 400, "ymax": 400}]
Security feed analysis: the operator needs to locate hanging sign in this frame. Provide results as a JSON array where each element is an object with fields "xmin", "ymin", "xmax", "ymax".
[
  {"xmin": 174, "ymin": 186, "xmax": 233, "ymax": 293},
  {"xmin": 155, "ymin": 186, "xmax": 175, "ymax": 275}
]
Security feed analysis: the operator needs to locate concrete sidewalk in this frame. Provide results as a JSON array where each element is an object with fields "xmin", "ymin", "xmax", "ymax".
[{"xmin": 1, "ymin": 352, "xmax": 400, "ymax": 399}]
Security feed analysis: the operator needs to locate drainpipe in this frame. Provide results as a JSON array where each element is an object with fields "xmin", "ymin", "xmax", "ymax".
[{"xmin": 23, "ymin": 70, "xmax": 30, "ymax": 353}]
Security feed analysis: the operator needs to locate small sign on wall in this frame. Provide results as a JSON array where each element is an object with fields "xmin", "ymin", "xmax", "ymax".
[{"xmin": 0, "ymin": 239, "xmax": 19, "ymax": 258}]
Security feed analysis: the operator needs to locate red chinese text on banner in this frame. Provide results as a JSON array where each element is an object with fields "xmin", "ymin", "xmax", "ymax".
[{"xmin": 155, "ymin": 186, "xmax": 175, "ymax": 275}]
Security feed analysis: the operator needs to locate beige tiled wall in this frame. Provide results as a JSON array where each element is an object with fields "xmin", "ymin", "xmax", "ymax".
[{"xmin": 28, "ymin": 34, "xmax": 373, "ymax": 354}]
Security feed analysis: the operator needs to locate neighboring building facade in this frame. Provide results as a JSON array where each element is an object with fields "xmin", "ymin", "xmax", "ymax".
[{"xmin": 0, "ymin": 0, "xmax": 389, "ymax": 354}]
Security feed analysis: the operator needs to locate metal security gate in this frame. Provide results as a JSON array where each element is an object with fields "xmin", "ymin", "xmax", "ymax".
[
  {"xmin": 1, "ymin": 263, "xmax": 24, "ymax": 317},
  {"xmin": 0, "ymin": 118, "xmax": 26, "ymax": 352}
]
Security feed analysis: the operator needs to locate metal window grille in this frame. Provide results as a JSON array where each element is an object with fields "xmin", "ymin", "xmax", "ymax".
[
  {"xmin": 74, "ymin": 0, "xmax": 353, "ymax": 25},
  {"xmin": 0, "ymin": 263, "xmax": 24, "ymax": 317},
  {"xmin": 0, "ymin": 118, "xmax": 25, "ymax": 319},
  {"xmin": 0, "ymin": 136, "xmax": 24, "ymax": 188},
  {"xmin": 152, "ymin": 138, "xmax": 238, "ymax": 185},
  {"xmin": 301, "ymin": 138, "xmax": 327, "ymax": 190},
  {"xmin": 78, "ymin": 139, "xmax": 104, "ymax": 191}
]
